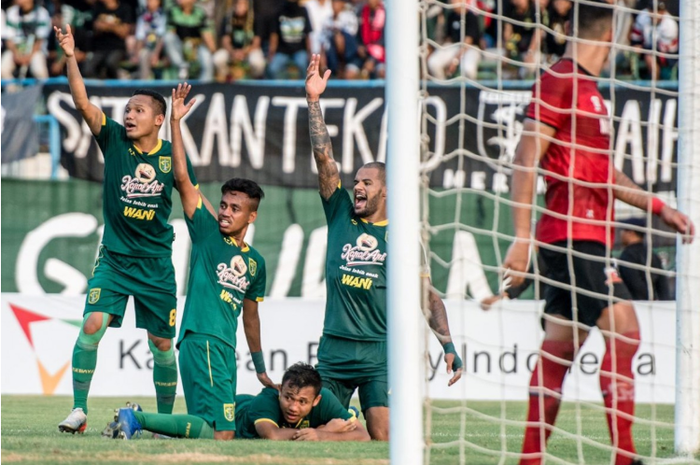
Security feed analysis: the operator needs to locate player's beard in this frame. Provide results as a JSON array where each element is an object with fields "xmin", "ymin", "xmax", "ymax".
[{"xmin": 355, "ymin": 193, "xmax": 381, "ymax": 218}]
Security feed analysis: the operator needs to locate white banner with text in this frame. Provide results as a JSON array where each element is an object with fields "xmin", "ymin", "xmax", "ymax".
[{"xmin": 1, "ymin": 294, "xmax": 675, "ymax": 403}]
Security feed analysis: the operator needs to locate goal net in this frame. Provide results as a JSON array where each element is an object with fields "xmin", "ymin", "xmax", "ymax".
[{"xmin": 411, "ymin": 0, "xmax": 700, "ymax": 463}]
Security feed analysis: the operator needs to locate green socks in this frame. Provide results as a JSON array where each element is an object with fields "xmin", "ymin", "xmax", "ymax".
[
  {"xmin": 72, "ymin": 313, "xmax": 109, "ymax": 414},
  {"xmin": 134, "ymin": 411, "xmax": 214, "ymax": 439},
  {"xmin": 148, "ymin": 339, "xmax": 178, "ymax": 414}
]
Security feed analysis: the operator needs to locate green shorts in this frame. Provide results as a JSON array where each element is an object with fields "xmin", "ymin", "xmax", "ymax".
[
  {"xmin": 316, "ymin": 335, "xmax": 389, "ymax": 414},
  {"xmin": 178, "ymin": 334, "xmax": 237, "ymax": 431},
  {"xmin": 85, "ymin": 246, "xmax": 177, "ymax": 339}
]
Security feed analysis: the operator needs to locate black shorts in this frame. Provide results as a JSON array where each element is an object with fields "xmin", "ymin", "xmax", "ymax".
[{"xmin": 539, "ymin": 241, "xmax": 632, "ymax": 329}]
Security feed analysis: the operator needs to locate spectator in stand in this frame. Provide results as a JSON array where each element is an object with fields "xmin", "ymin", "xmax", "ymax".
[
  {"xmin": 305, "ymin": 0, "xmax": 332, "ymax": 55},
  {"xmin": 266, "ymin": 0, "xmax": 311, "ymax": 79},
  {"xmin": 630, "ymin": 1, "xmax": 678, "ymax": 80},
  {"xmin": 322, "ymin": 0, "xmax": 361, "ymax": 79},
  {"xmin": 213, "ymin": 0, "xmax": 264, "ymax": 81},
  {"xmin": 543, "ymin": 0, "xmax": 570, "ymax": 62},
  {"xmin": 132, "ymin": 0, "xmax": 166, "ymax": 79},
  {"xmin": 356, "ymin": 0, "xmax": 385, "ymax": 79},
  {"xmin": 82, "ymin": 0, "xmax": 134, "ymax": 79},
  {"xmin": 163, "ymin": 0, "xmax": 216, "ymax": 81},
  {"xmin": 427, "ymin": 0, "xmax": 482, "ymax": 81},
  {"xmin": 503, "ymin": 0, "xmax": 539, "ymax": 78},
  {"xmin": 617, "ymin": 217, "xmax": 672, "ymax": 301},
  {"xmin": 2, "ymin": 0, "xmax": 51, "ymax": 80}
]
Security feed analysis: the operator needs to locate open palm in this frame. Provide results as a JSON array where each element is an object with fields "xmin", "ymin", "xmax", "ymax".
[
  {"xmin": 305, "ymin": 54, "xmax": 331, "ymax": 101},
  {"xmin": 171, "ymin": 83, "xmax": 195, "ymax": 121}
]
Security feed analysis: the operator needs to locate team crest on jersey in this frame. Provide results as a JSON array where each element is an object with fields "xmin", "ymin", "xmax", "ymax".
[
  {"xmin": 299, "ymin": 420, "xmax": 310, "ymax": 429},
  {"xmin": 248, "ymin": 258, "xmax": 257, "ymax": 277},
  {"xmin": 159, "ymin": 156, "xmax": 171, "ymax": 173},
  {"xmin": 121, "ymin": 163, "xmax": 165, "ymax": 198},
  {"xmin": 341, "ymin": 233, "xmax": 387, "ymax": 266},
  {"xmin": 223, "ymin": 403, "xmax": 235, "ymax": 422},
  {"xmin": 88, "ymin": 288, "xmax": 101, "ymax": 304},
  {"xmin": 217, "ymin": 255, "xmax": 251, "ymax": 292}
]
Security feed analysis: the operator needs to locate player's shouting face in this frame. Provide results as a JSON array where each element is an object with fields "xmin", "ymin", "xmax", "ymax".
[
  {"xmin": 123, "ymin": 95, "xmax": 164, "ymax": 141},
  {"xmin": 353, "ymin": 166, "xmax": 386, "ymax": 218},
  {"xmin": 278, "ymin": 382, "xmax": 321, "ymax": 425},
  {"xmin": 218, "ymin": 190, "xmax": 257, "ymax": 236}
]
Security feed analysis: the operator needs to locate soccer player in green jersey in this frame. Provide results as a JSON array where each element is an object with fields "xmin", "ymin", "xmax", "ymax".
[
  {"xmin": 110, "ymin": 363, "xmax": 370, "ymax": 441},
  {"xmin": 54, "ymin": 25, "xmax": 197, "ymax": 434},
  {"xmin": 154, "ymin": 83, "xmax": 273, "ymax": 440},
  {"xmin": 305, "ymin": 54, "xmax": 463, "ymax": 441}
]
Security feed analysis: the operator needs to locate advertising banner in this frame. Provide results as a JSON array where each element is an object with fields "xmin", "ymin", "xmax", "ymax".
[
  {"xmin": 1, "ymin": 295, "xmax": 675, "ymax": 403},
  {"xmin": 42, "ymin": 81, "xmax": 679, "ymax": 193}
]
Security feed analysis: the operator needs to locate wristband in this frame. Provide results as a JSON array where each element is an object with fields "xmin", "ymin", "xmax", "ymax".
[
  {"xmin": 251, "ymin": 351, "xmax": 266, "ymax": 374},
  {"xmin": 443, "ymin": 342, "xmax": 463, "ymax": 371},
  {"xmin": 652, "ymin": 198, "xmax": 666, "ymax": 215}
]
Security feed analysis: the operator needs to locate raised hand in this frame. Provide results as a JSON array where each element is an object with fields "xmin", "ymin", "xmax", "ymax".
[
  {"xmin": 171, "ymin": 83, "xmax": 196, "ymax": 122},
  {"xmin": 53, "ymin": 25, "xmax": 75, "ymax": 58},
  {"xmin": 660, "ymin": 205, "xmax": 695, "ymax": 244},
  {"xmin": 305, "ymin": 54, "xmax": 330, "ymax": 102}
]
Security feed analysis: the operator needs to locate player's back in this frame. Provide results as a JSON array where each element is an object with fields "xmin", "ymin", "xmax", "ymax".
[{"xmin": 527, "ymin": 58, "xmax": 614, "ymax": 246}]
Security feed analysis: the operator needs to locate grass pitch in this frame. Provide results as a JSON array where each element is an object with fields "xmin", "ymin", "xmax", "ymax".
[{"xmin": 1, "ymin": 395, "xmax": 695, "ymax": 465}]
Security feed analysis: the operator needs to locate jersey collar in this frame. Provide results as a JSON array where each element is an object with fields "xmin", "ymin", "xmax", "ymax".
[
  {"xmin": 133, "ymin": 139, "xmax": 163, "ymax": 155},
  {"xmin": 227, "ymin": 236, "xmax": 250, "ymax": 252},
  {"xmin": 359, "ymin": 217, "xmax": 389, "ymax": 226}
]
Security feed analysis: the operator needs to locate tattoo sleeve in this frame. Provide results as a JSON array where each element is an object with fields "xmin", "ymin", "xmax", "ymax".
[
  {"xmin": 308, "ymin": 100, "xmax": 340, "ymax": 200},
  {"xmin": 426, "ymin": 287, "xmax": 452, "ymax": 344},
  {"xmin": 614, "ymin": 169, "xmax": 651, "ymax": 211}
]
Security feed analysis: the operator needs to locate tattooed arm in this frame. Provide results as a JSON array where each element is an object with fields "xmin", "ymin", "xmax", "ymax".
[
  {"xmin": 615, "ymin": 169, "xmax": 694, "ymax": 242},
  {"xmin": 305, "ymin": 54, "xmax": 340, "ymax": 201},
  {"xmin": 425, "ymin": 279, "xmax": 462, "ymax": 386}
]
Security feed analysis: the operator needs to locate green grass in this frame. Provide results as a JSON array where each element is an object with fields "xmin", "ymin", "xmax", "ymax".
[{"xmin": 2, "ymin": 396, "xmax": 697, "ymax": 465}]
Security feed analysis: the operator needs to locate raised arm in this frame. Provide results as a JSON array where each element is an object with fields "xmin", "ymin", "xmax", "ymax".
[
  {"xmin": 53, "ymin": 25, "xmax": 102, "ymax": 136},
  {"xmin": 242, "ymin": 298, "xmax": 276, "ymax": 390},
  {"xmin": 170, "ymin": 83, "xmax": 202, "ymax": 219},
  {"xmin": 614, "ymin": 169, "xmax": 694, "ymax": 243},
  {"xmin": 502, "ymin": 118, "xmax": 556, "ymax": 287},
  {"xmin": 305, "ymin": 53, "xmax": 340, "ymax": 200}
]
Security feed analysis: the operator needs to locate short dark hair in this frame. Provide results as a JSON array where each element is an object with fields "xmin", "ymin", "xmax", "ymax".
[
  {"xmin": 281, "ymin": 362, "xmax": 322, "ymax": 396},
  {"xmin": 360, "ymin": 161, "xmax": 386, "ymax": 185},
  {"xmin": 132, "ymin": 89, "xmax": 167, "ymax": 116},
  {"xmin": 571, "ymin": 0, "xmax": 614, "ymax": 40},
  {"xmin": 221, "ymin": 178, "xmax": 265, "ymax": 211}
]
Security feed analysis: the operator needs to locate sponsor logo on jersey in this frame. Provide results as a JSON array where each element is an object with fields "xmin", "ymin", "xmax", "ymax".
[
  {"xmin": 88, "ymin": 288, "xmax": 101, "ymax": 304},
  {"xmin": 121, "ymin": 163, "xmax": 165, "ymax": 198},
  {"xmin": 217, "ymin": 255, "xmax": 251, "ymax": 292},
  {"xmin": 159, "ymin": 156, "xmax": 172, "ymax": 173},
  {"xmin": 340, "ymin": 233, "xmax": 387, "ymax": 266},
  {"xmin": 223, "ymin": 403, "xmax": 235, "ymax": 422}
]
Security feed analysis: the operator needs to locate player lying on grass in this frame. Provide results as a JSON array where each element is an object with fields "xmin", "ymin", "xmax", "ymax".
[{"xmin": 109, "ymin": 362, "xmax": 370, "ymax": 441}]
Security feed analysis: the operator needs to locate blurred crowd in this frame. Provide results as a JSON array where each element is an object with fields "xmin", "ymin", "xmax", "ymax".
[{"xmin": 0, "ymin": 0, "xmax": 679, "ymax": 82}]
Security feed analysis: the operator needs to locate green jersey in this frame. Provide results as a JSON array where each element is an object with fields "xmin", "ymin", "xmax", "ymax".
[
  {"xmin": 97, "ymin": 114, "xmax": 196, "ymax": 258},
  {"xmin": 177, "ymin": 201, "xmax": 266, "ymax": 349},
  {"xmin": 235, "ymin": 387, "xmax": 352, "ymax": 439},
  {"xmin": 322, "ymin": 187, "xmax": 388, "ymax": 342}
]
